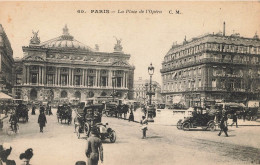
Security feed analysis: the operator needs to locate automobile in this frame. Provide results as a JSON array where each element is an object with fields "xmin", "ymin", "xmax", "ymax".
[
  {"xmin": 95, "ymin": 123, "xmax": 116, "ymax": 143},
  {"xmin": 215, "ymin": 102, "xmax": 245, "ymax": 119},
  {"xmin": 177, "ymin": 106, "xmax": 216, "ymax": 131},
  {"xmin": 74, "ymin": 104, "xmax": 116, "ymax": 142}
]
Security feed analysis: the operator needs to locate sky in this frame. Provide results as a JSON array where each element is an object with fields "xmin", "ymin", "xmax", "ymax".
[{"xmin": 0, "ymin": 1, "xmax": 260, "ymax": 84}]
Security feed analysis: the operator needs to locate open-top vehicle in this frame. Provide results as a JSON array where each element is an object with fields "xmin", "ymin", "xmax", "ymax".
[
  {"xmin": 74, "ymin": 104, "xmax": 116, "ymax": 142},
  {"xmin": 177, "ymin": 107, "xmax": 216, "ymax": 131}
]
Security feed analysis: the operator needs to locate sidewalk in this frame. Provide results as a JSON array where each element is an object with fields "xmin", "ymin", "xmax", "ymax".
[{"xmin": 227, "ymin": 118, "xmax": 260, "ymax": 126}]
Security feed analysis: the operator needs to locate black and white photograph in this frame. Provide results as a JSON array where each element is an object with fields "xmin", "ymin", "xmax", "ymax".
[{"xmin": 0, "ymin": 1, "xmax": 260, "ymax": 165}]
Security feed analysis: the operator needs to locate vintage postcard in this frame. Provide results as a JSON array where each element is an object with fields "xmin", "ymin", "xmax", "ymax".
[{"xmin": 0, "ymin": 1, "xmax": 260, "ymax": 165}]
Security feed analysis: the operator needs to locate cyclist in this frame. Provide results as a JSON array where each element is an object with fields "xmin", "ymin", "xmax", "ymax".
[{"xmin": 9, "ymin": 112, "xmax": 18, "ymax": 132}]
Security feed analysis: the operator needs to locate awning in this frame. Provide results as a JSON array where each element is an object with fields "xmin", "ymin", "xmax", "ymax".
[{"xmin": 0, "ymin": 92, "xmax": 13, "ymax": 100}]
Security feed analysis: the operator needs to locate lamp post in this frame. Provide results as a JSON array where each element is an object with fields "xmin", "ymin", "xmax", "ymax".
[
  {"xmin": 112, "ymin": 76, "xmax": 116, "ymax": 102},
  {"xmin": 146, "ymin": 63, "xmax": 156, "ymax": 122}
]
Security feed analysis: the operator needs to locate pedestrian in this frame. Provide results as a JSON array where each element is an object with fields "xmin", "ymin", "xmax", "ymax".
[
  {"xmin": 31, "ymin": 105, "xmax": 36, "ymax": 115},
  {"xmin": 140, "ymin": 116, "xmax": 148, "ymax": 139},
  {"xmin": 85, "ymin": 127, "xmax": 104, "ymax": 165},
  {"xmin": 128, "ymin": 110, "xmax": 134, "ymax": 122},
  {"xmin": 231, "ymin": 113, "xmax": 238, "ymax": 128},
  {"xmin": 242, "ymin": 110, "xmax": 247, "ymax": 122},
  {"xmin": 38, "ymin": 111, "xmax": 47, "ymax": 133},
  {"xmin": 48, "ymin": 105, "xmax": 52, "ymax": 116},
  {"xmin": 218, "ymin": 116, "xmax": 228, "ymax": 137}
]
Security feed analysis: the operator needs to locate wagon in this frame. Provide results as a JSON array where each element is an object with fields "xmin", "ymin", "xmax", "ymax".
[
  {"xmin": 104, "ymin": 103, "xmax": 118, "ymax": 117},
  {"xmin": 57, "ymin": 104, "xmax": 72, "ymax": 124},
  {"xmin": 16, "ymin": 104, "xmax": 29, "ymax": 122}
]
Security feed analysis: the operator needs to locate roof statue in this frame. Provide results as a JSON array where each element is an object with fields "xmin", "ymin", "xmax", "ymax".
[
  {"xmin": 253, "ymin": 31, "xmax": 259, "ymax": 40},
  {"xmin": 30, "ymin": 30, "xmax": 40, "ymax": 45},
  {"xmin": 63, "ymin": 24, "xmax": 69, "ymax": 35},
  {"xmin": 95, "ymin": 44, "xmax": 99, "ymax": 51},
  {"xmin": 114, "ymin": 36, "xmax": 123, "ymax": 52}
]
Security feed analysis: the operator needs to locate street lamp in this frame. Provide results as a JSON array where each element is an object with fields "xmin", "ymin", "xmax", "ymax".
[
  {"xmin": 146, "ymin": 63, "xmax": 156, "ymax": 122},
  {"xmin": 112, "ymin": 76, "xmax": 116, "ymax": 102}
]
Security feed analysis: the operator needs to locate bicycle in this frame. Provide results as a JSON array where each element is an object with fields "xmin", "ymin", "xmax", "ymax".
[{"xmin": 6, "ymin": 121, "xmax": 19, "ymax": 135}]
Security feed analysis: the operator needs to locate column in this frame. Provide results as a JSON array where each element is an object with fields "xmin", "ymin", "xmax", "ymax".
[
  {"xmin": 58, "ymin": 68, "xmax": 60, "ymax": 86},
  {"xmin": 95, "ymin": 70, "xmax": 98, "ymax": 87},
  {"xmin": 68, "ymin": 68, "xmax": 71, "ymax": 86},
  {"xmin": 71, "ymin": 68, "xmax": 74, "ymax": 86},
  {"xmin": 27, "ymin": 66, "xmax": 30, "ymax": 85},
  {"xmin": 126, "ymin": 72, "xmax": 128, "ymax": 88},
  {"xmin": 108, "ymin": 70, "xmax": 111, "ymax": 87},
  {"xmin": 82, "ymin": 69, "xmax": 85, "ymax": 86},
  {"xmin": 42, "ymin": 66, "xmax": 45, "ymax": 85},
  {"xmin": 39, "ymin": 67, "xmax": 42, "ymax": 85},
  {"xmin": 123, "ymin": 71, "xmax": 125, "ymax": 88},
  {"xmin": 55, "ymin": 67, "xmax": 58, "ymax": 86},
  {"xmin": 85, "ymin": 69, "xmax": 88, "ymax": 86},
  {"xmin": 22, "ymin": 66, "xmax": 26, "ymax": 84}
]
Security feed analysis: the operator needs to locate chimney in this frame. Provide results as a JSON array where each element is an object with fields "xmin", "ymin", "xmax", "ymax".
[{"xmin": 223, "ymin": 22, "xmax": 226, "ymax": 36}]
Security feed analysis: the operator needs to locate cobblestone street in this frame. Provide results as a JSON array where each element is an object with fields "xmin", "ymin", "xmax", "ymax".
[{"xmin": 1, "ymin": 108, "xmax": 259, "ymax": 165}]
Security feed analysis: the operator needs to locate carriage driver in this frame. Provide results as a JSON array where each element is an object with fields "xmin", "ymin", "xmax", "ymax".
[{"xmin": 9, "ymin": 111, "xmax": 18, "ymax": 131}]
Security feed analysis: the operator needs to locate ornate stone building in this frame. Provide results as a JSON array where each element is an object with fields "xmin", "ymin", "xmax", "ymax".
[
  {"xmin": 133, "ymin": 77, "xmax": 162, "ymax": 104},
  {"xmin": 0, "ymin": 24, "xmax": 14, "ymax": 95},
  {"xmin": 161, "ymin": 23, "xmax": 260, "ymax": 107},
  {"xmin": 14, "ymin": 25, "xmax": 135, "ymax": 102}
]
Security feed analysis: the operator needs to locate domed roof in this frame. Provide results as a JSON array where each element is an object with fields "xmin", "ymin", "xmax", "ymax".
[{"xmin": 39, "ymin": 25, "xmax": 94, "ymax": 51}]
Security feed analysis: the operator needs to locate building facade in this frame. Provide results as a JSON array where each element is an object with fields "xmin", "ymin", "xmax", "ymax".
[
  {"xmin": 161, "ymin": 25, "xmax": 260, "ymax": 108},
  {"xmin": 134, "ymin": 77, "xmax": 162, "ymax": 104},
  {"xmin": 14, "ymin": 25, "xmax": 135, "ymax": 102},
  {"xmin": 0, "ymin": 24, "xmax": 14, "ymax": 94}
]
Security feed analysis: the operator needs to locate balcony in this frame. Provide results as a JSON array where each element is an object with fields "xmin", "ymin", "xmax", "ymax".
[
  {"xmin": 160, "ymin": 58, "xmax": 260, "ymax": 73},
  {"xmin": 161, "ymin": 87, "xmax": 250, "ymax": 93}
]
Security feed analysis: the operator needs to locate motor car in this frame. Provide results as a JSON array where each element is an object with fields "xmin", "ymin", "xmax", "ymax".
[{"xmin": 177, "ymin": 106, "xmax": 216, "ymax": 131}]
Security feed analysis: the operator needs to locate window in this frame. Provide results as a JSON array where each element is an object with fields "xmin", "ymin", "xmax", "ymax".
[
  {"xmin": 101, "ymin": 76, "xmax": 107, "ymax": 87},
  {"xmin": 16, "ymin": 74, "xmax": 22, "ymax": 85},
  {"xmin": 74, "ymin": 75, "xmax": 81, "ymax": 85},
  {"xmin": 116, "ymin": 77, "xmax": 122, "ymax": 87},
  {"xmin": 212, "ymin": 79, "xmax": 216, "ymax": 88},
  {"xmin": 61, "ymin": 74, "xmax": 67, "ymax": 85},
  {"xmin": 31, "ymin": 73, "xmax": 37, "ymax": 84},
  {"xmin": 47, "ymin": 74, "xmax": 54, "ymax": 84},
  {"xmin": 88, "ymin": 76, "xmax": 94, "ymax": 86}
]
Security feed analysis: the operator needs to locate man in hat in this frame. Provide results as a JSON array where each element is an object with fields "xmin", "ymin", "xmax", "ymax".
[
  {"xmin": 85, "ymin": 127, "xmax": 103, "ymax": 165},
  {"xmin": 38, "ymin": 111, "xmax": 47, "ymax": 133},
  {"xmin": 218, "ymin": 115, "xmax": 228, "ymax": 137},
  {"xmin": 140, "ymin": 116, "xmax": 148, "ymax": 139}
]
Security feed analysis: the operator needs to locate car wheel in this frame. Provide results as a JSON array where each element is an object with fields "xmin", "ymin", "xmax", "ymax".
[
  {"xmin": 208, "ymin": 122, "xmax": 215, "ymax": 131},
  {"xmin": 182, "ymin": 123, "xmax": 190, "ymax": 131},
  {"xmin": 110, "ymin": 131, "xmax": 116, "ymax": 143},
  {"xmin": 177, "ymin": 120, "xmax": 182, "ymax": 130}
]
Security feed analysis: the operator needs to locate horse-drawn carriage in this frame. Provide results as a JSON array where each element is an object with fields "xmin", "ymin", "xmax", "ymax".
[
  {"xmin": 74, "ymin": 104, "xmax": 116, "ymax": 142},
  {"xmin": 104, "ymin": 103, "xmax": 118, "ymax": 117},
  {"xmin": 16, "ymin": 104, "xmax": 29, "ymax": 122},
  {"xmin": 57, "ymin": 104, "xmax": 72, "ymax": 124}
]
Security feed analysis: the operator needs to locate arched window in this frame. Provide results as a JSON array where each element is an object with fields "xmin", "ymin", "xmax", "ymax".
[
  {"xmin": 88, "ymin": 91, "xmax": 94, "ymax": 98},
  {"xmin": 75, "ymin": 91, "xmax": 81, "ymax": 99},
  {"xmin": 61, "ymin": 90, "xmax": 68, "ymax": 98},
  {"xmin": 101, "ymin": 91, "xmax": 107, "ymax": 96},
  {"xmin": 30, "ymin": 89, "xmax": 37, "ymax": 100}
]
